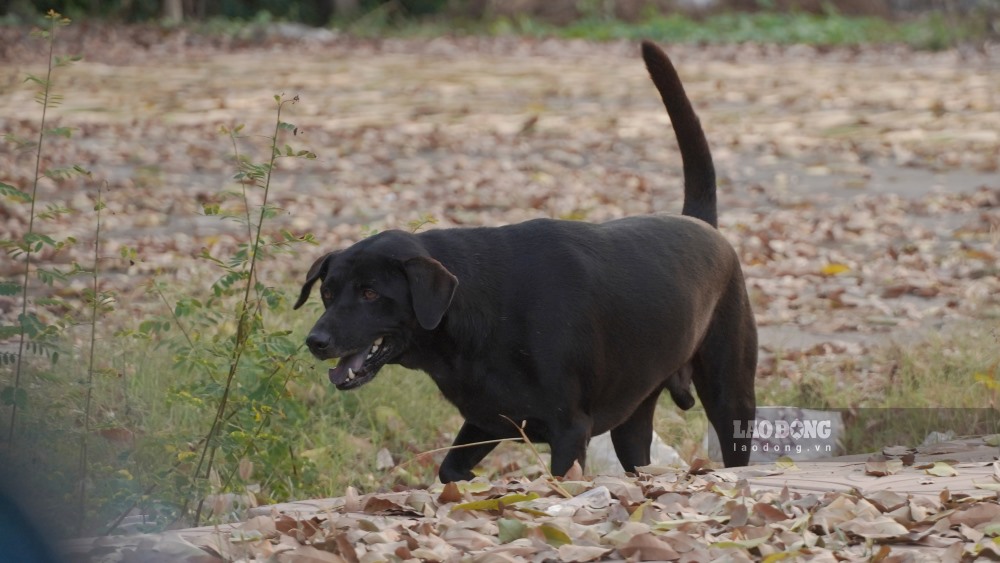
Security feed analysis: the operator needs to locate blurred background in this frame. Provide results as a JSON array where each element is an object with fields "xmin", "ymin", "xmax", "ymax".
[{"xmin": 0, "ymin": 0, "xmax": 997, "ymax": 48}]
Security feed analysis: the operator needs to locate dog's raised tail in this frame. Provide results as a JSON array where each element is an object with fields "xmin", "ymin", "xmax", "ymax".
[{"xmin": 641, "ymin": 40, "xmax": 717, "ymax": 228}]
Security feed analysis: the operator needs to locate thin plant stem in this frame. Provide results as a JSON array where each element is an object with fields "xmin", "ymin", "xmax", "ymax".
[
  {"xmin": 8, "ymin": 14, "xmax": 60, "ymax": 448},
  {"xmin": 500, "ymin": 415, "xmax": 573, "ymax": 498},
  {"xmin": 77, "ymin": 186, "xmax": 104, "ymax": 534},
  {"xmin": 392, "ymin": 438, "xmax": 524, "ymax": 471},
  {"xmin": 189, "ymin": 97, "xmax": 291, "ymax": 526},
  {"xmin": 151, "ymin": 282, "xmax": 195, "ymax": 349},
  {"xmin": 232, "ymin": 136, "xmax": 254, "ymax": 244}
]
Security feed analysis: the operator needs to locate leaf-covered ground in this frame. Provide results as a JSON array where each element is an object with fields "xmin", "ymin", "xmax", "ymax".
[{"xmin": 64, "ymin": 455, "xmax": 1000, "ymax": 561}]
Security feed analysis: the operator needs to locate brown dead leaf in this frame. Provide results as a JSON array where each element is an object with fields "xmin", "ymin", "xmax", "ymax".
[
  {"xmin": 870, "ymin": 544, "xmax": 892, "ymax": 562},
  {"xmin": 617, "ymin": 532, "xmax": 680, "ymax": 560},
  {"xmin": 238, "ymin": 515, "xmax": 277, "ymax": 537},
  {"xmin": 437, "ymin": 481, "xmax": 463, "ymax": 504},
  {"xmin": 274, "ymin": 514, "xmax": 323, "ymax": 542},
  {"xmin": 333, "ymin": 532, "xmax": 359, "ymax": 563},
  {"xmin": 865, "ymin": 454, "xmax": 904, "ymax": 476},
  {"xmin": 728, "ymin": 503, "xmax": 748, "ymax": 527},
  {"xmin": 343, "ymin": 487, "xmax": 362, "ymax": 513},
  {"xmin": 752, "ymin": 502, "xmax": 790, "ymax": 524},
  {"xmin": 277, "ymin": 545, "xmax": 346, "ymax": 563},
  {"xmin": 948, "ymin": 502, "xmax": 1000, "ymax": 528},
  {"xmin": 441, "ymin": 526, "xmax": 497, "ymax": 550},
  {"xmin": 98, "ymin": 427, "xmax": 136, "ymax": 445},
  {"xmin": 564, "ymin": 460, "xmax": 584, "ymax": 481},
  {"xmin": 839, "ymin": 516, "xmax": 909, "ymax": 539},
  {"xmin": 882, "ymin": 445, "xmax": 916, "ymax": 457},
  {"xmin": 362, "ymin": 495, "xmax": 418, "ymax": 515},
  {"xmin": 686, "ymin": 458, "xmax": 713, "ymax": 475},
  {"xmin": 811, "ymin": 495, "xmax": 858, "ymax": 532},
  {"xmin": 960, "ymin": 523, "xmax": 985, "ymax": 542},
  {"xmin": 714, "ymin": 525, "xmax": 773, "ymax": 550},
  {"xmin": 865, "ymin": 490, "xmax": 908, "ymax": 513},
  {"xmin": 556, "ymin": 544, "xmax": 612, "ymax": 562}
]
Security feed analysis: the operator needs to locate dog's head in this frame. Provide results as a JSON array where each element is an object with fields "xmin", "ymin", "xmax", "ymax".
[{"xmin": 293, "ymin": 230, "xmax": 458, "ymax": 390}]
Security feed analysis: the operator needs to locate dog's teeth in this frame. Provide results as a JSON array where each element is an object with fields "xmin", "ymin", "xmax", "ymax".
[
  {"xmin": 347, "ymin": 368, "xmax": 355, "ymax": 380},
  {"xmin": 368, "ymin": 337, "xmax": 382, "ymax": 357}
]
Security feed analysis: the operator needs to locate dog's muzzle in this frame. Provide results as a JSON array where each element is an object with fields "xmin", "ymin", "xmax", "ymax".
[{"xmin": 308, "ymin": 334, "xmax": 393, "ymax": 390}]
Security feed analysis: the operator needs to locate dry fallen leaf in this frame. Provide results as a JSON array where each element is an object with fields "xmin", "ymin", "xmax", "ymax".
[
  {"xmin": 948, "ymin": 503, "xmax": 1000, "ymax": 528},
  {"xmin": 838, "ymin": 516, "xmax": 909, "ymax": 539},
  {"xmin": 375, "ymin": 448, "xmax": 395, "ymax": 471},
  {"xmin": 616, "ymin": 532, "xmax": 680, "ymax": 560},
  {"xmin": 924, "ymin": 462, "xmax": 959, "ymax": 477},
  {"xmin": 820, "ymin": 263, "xmax": 851, "ymax": 276},
  {"xmin": 865, "ymin": 454, "xmax": 904, "ymax": 476}
]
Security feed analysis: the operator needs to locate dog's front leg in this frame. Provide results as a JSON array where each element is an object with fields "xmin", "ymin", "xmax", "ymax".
[
  {"xmin": 547, "ymin": 420, "xmax": 591, "ymax": 477},
  {"xmin": 438, "ymin": 422, "xmax": 500, "ymax": 483}
]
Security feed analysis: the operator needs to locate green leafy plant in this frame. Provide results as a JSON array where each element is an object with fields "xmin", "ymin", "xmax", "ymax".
[
  {"xmin": 1, "ymin": 9, "xmax": 84, "ymax": 446},
  {"xmin": 0, "ymin": 11, "xmax": 128, "ymax": 537},
  {"xmin": 110, "ymin": 95, "xmax": 321, "ymax": 529},
  {"xmin": 76, "ymin": 187, "xmax": 116, "ymax": 533}
]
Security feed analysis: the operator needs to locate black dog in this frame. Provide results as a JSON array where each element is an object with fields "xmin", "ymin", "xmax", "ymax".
[{"xmin": 295, "ymin": 41, "xmax": 757, "ymax": 482}]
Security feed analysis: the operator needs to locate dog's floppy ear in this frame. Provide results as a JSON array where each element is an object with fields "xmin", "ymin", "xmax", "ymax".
[
  {"xmin": 293, "ymin": 252, "xmax": 335, "ymax": 310},
  {"xmin": 403, "ymin": 256, "xmax": 458, "ymax": 330}
]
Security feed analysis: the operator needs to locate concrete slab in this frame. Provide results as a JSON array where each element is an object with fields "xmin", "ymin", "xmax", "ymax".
[{"xmin": 729, "ymin": 436, "xmax": 1000, "ymax": 499}]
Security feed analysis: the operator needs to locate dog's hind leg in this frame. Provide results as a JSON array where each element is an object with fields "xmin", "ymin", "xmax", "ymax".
[
  {"xmin": 438, "ymin": 422, "xmax": 501, "ymax": 483},
  {"xmin": 691, "ymin": 282, "xmax": 757, "ymax": 467},
  {"xmin": 610, "ymin": 388, "xmax": 661, "ymax": 472},
  {"xmin": 692, "ymin": 348, "xmax": 756, "ymax": 467}
]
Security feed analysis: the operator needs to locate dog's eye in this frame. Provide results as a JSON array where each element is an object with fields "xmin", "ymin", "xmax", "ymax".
[{"xmin": 361, "ymin": 288, "xmax": 379, "ymax": 302}]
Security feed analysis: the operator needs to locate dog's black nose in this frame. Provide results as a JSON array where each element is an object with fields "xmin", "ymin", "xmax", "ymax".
[{"xmin": 305, "ymin": 332, "xmax": 329, "ymax": 356}]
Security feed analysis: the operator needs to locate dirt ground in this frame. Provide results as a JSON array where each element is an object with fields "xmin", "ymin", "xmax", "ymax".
[{"xmin": 2, "ymin": 31, "xmax": 998, "ymax": 371}]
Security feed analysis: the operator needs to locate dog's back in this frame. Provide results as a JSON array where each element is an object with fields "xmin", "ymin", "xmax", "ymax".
[{"xmin": 416, "ymin": 213, "xmax": 744, "ymax": 432}]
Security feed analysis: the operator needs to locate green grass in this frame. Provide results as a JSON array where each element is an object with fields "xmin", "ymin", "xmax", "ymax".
[
  {"xmin": 558, "ymin": 12, "xmax": 971, "ymax": 50},
  {"xmin": 648, "ymin": 322, "xmax": 1000, "ymax": 464},
  {"xmin": 756, "ymin": 324, "xmax": 999, "ymax": 410},
  {"xmin": 754, "ymin": 323, "xmax": 1000, "ymax": 453},
  {"xmin": 327, "ymin": 10, "xmax": 987, "ymax": 51},
  {"xmin": 172, "ymin": 7, "xmax": 994, "ymax": 51}
]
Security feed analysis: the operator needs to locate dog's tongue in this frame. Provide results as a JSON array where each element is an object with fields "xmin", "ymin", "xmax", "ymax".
[{"xmin": 328, "ymin": 351, "xmax": 366, "ymax": 386}]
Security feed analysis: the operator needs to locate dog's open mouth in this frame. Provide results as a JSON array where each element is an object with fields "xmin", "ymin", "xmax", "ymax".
[{"xmin": 328, "ymin": 336, "xmax": 392, "ymax": 390}]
